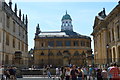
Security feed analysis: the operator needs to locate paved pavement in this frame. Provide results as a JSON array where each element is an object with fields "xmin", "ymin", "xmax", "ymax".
[
  {"xmin": 17, "ymin": 77, "xmax": 60, "ymax": 80},
  {"xmin": 1, "ymin": 75, "xmax": 97, "ymax": 80},
  {"xmin": 16, "ymin": 76, "xmax": 97, "ymax": 80}
]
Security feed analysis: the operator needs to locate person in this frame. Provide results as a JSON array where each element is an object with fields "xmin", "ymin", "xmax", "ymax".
[
  {"xmin": 60, "ymin": 66, "xmax": 65, "ymax": 80},
  {"xmin": 1, "ymin": 66, "xmax": 7, "ymax": 80},
  {"xmin": 108, "ymin": 62, "xmax": 120, "ymax": 80},
  {"xmin": 97, "ymin": 69, "xmax": 103, "ymax": 80},
  {"xmin": 82, "ymin": 67, "xmax": 87, "ymax": 80},
  {"xmin": 46, "ymin": 65, "xmax": 51, "ymax": 78},
  {"xmin": 9, "ymin": 66, "xmax": 16, "ymax": 80},
  {"xmin": 70, "ymin": 65, "xmax": 78, "ymax": 80},
  {"xmin": 101, "ymin": 68, "xmax": 108, "ymax": 80},
  {"xmin": 4, "ymin": 67, "xmax": 10, "ymax": 80},
  {"xmin": 55, "ymin": 67, "xmax": 60, "ymax": 78},
  {"xmin": 78, "ymin": 67, "xmax": 84, "ymax": 80},
  {"xmin": 65, "ymin": 67, "xmax": 71, "ymax": 80},
  {"xmin": 88, "ymin": 65, "xmax": 93, "ymax": 80}
]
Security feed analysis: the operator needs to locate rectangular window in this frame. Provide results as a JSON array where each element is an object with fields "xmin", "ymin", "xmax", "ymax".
[
  {"xmin": 19, "ymin": 26, "xmax": 21, "ymax": 36},
  {"xmin": 22, "ymin": 42, "xmax": 24, "ymax": 51},
  {"xmin": 22, "ymin": 29, "xmax": 24, "ymax": 39},
  {"xmin": 108, "ymin": 31, "xmax": 111, "ymax": 42},
  {"xmin": 56, "ymin": 41, "xmax": 62, "ymax": 46},
  {"xmin": 65, "ymin": 40, "xmax": 71, "ymax": 46},
  {"xmin": 6, "ymin": 33, "xmax": 9, "ymax": 45},
  {"xmin": 13, "ymin": 21, "xmax": 15, "ymax": 32},
  {"xmin": 41, "ymin": 43, "xmax": 44, "ymax": 47},
  {"xmin": 6, "ymin": 16, "xmax": 10, "ymax": 28},
  {"xmin": 80, "ymin": 41, "xmax": 85, "ymax": 46},
  {"xmin": 117, "ymin": 26, "xmax": 120, "ymax": 39},
  {"xmin": 112, "ymin": 28, "xmax": 114, "ymax": 41},
  {"xmin": 86, "ymin": 42, "xmax": 90, "ymax": 47},
  {"xmin": 48, "ymin": 41, "xmax": 54, "ymax": 47},
  {"xmin": 73, "ymin": 41, "xmax": 79, "ymax": 46},
  {"xmin": 13, "ymin": 38, "xmax": 15, "ymax": 48}
]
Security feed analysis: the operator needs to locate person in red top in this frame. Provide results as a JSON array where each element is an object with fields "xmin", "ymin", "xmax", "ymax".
[{"xmin": 108, "ymin": 62, "xmax": 120, "ymax": 80}]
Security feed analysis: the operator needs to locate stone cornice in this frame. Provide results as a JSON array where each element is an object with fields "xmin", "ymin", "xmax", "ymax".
[{"xmin": 34, "ymin": 47, "xmax": 91, "ymax": 50}]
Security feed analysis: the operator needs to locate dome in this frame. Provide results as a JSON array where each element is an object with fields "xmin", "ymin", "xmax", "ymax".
[{"xmin": 62, "ymin": 11, "xmax": 72, "ymax": 20}]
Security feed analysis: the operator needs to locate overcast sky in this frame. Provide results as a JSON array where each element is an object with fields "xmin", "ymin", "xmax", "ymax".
[{"xmin": 4, "ymin": 0, "xmax": 119, "ymax": 51}]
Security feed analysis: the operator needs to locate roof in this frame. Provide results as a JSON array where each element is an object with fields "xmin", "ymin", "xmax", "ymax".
[
  {"xmin": 97, "ymin": 16, "xmax": 104, "ymax": 20},
  {"xmin": 38, "ymin": 31, "xmax": 69, "ymax": 37},
  {"xmin": 36, "ymin": 31, "xmax": 91, "ymax": 39},
  {"xmin": 61, "ymin": 12, "xmax": 72, "ymax": 21},
  {"xmin": 39, "ymin": 31, "xmax": 66, "ymax": 35}
]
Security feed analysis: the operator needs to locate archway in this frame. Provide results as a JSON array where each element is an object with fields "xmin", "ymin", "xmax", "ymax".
[{"xmin": 63, "ymin": 50, "xmax": 71, "ymax": 66}]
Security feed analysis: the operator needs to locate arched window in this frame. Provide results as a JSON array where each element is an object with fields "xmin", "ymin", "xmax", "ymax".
[
  {"xmin": 74, "ymin": 51, "xmax": 79, "ymax": 56},
  {"xmin": 57, "ymin": 51, "xmax": 62, "ymax": 56},
  {"xmin": 81, "ymin": 51, "xmax": 85, "ymax": 55},
  {"xmin": 41, "ymin": 52, "xmax": 44, "ymax": 55},
  {"xmin": 48, "ymin": 51, "xmax": 53, "ymax": 56},
  {"xmin": 63, "ymin": 50, "xmax": 71, "ymax": 56}
]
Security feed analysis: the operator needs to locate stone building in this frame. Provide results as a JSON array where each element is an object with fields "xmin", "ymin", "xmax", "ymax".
[
  {"xmin": 0, "ymin": 0, "xmax": 28, "ymax": 66},
  {"xmin": 34, "ymin": 12, "xmax": 92, "ymax": 67},
  {"xmin": 92, "ymin": 2, "xmax": 120, "ymax": 65}
]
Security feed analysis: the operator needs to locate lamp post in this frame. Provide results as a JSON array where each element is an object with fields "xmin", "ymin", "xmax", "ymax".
[
  {"xmin": 31, "ymin": 54, "xmax": 33, "ymax": 66},
  {"xmin": 106, "ymin": 44, "xmax": 109, "ymax": 65}
]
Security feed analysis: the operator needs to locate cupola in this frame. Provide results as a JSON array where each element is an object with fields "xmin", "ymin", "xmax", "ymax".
[{"xmin": 61, "ymin": 11, "xmax": 73, "ymax": 31}]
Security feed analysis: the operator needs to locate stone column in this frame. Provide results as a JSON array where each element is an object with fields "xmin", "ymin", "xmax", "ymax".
[
  {"xmin": 0, "ymin": 52, "xmax": 2, "ymax": 66},
  {"xmin": 111, "ymin": 48, "xmax": 114, "ymax": 62}
]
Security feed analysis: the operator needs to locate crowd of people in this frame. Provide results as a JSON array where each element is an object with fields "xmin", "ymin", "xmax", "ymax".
[
  {"xmin": 1, "ymin": 66, "xmax": 16, "ymax": 80},
  {"xmin": 0, "ymin": 62, "xmax": 119, "ymax": 80},
  {"xmin": 43, "ymin": 62, "xmax": 120, "ymax": 80}
]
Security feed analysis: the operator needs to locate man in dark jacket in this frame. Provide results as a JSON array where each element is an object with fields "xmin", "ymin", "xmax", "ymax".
[
  {"xmin": 70, "ymin": 65, "xmax": 78, "ymax": 80},
  {"xmin": 9, "ymin": 67, "xmax": 16, "ymax": 80}
]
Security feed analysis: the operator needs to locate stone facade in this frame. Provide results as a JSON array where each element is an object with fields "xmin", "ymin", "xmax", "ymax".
[
  {"xmin": 0, "ymin": 1, "xmax": 28, "ymax": 67},
  {"xmin": 92, "ymin": 2, "xmax": 120, "ymax": 65},
  {"xmin": 33, "ymin": 12, "xmax": 92, "ymax": 67}
]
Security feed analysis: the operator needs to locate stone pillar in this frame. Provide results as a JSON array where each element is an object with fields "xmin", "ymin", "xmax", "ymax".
[
  {"xmin": 0, "ymin": 52, "xmax": 2, "ymax": 66},
  {"xmin": 111, "ymin": 48, "xmax": 114, "ymax": 62}
]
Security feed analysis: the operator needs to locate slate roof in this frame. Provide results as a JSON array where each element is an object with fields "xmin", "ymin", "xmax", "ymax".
[
  {"xmin": 36, "ymin": 30, "xmax": 90, "ymax": 39},
  {"xmin": 38, "ymin": 31, "xmax": 68, "ymax": 37}
]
